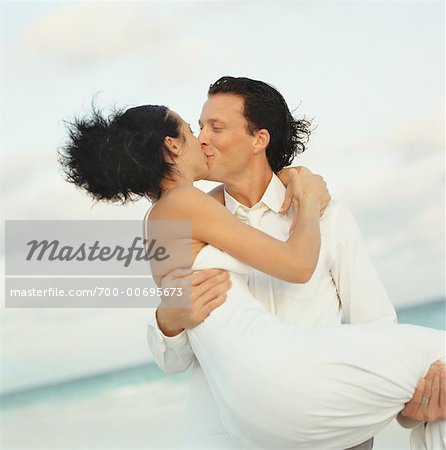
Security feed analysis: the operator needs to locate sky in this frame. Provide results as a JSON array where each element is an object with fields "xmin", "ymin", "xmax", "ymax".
[{"xmin": 0, "ymin": 0, "xmax": 444, "ymax": 392}]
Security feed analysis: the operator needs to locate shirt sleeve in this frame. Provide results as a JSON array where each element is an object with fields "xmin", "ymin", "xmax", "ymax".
[
  {"xmin": 330, "ymin": 202, "xmax": 398, "ymax": 325},
  {"xmin": 146, "ymin": 308, "xmax": 196, "ymax": 373}
]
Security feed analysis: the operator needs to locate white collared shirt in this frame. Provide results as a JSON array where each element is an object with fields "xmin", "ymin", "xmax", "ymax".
[{"xmin": 146, "ymin": 174, "xmax": 397, "ymax": 448}]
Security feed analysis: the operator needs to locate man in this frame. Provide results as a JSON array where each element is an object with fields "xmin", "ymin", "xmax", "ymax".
[{"xmin": 147, "ymin": 76, "xmax": 444, "ymax": 449}]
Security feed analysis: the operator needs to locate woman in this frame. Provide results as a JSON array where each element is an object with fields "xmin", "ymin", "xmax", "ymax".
[{"xmin": 60, "ymin": 104, "xmax": 445, "ymax": 450}]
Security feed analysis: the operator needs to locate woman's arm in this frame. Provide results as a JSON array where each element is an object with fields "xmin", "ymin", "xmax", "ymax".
[
  {"xmin": 278, "ymin": 166, "xmax": 330, "ymax": 219},
  {"xmin": 159, "ymin": 174, "xmax": 326, "ymax": 283}
]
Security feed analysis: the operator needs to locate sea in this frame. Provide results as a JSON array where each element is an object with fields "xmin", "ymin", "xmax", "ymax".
[{"xmin": 1, "ymin": 298, "xmax": 445, "ymax": 450}]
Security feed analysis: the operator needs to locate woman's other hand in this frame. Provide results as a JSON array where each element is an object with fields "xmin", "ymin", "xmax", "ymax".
[
  {"xmin": 278, "ymin": 167, "xmax": 331, "ymax": 232},
  {"xmin": 277, "ymin": 166, "xmax": 310, "ymax": 186}
]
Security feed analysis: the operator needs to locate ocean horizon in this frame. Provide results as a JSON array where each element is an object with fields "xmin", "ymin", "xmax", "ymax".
[
  {"xmin": 1, "ymin": 297, "xmax": 444, "ymax": 409},
  {"xmin": 1, "ymin": 298, "xmax": 445, "ymax": 450}
]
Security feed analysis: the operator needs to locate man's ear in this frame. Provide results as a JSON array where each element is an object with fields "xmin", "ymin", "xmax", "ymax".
[
  {"xmin": 164, "ymin": 136, "xmax": 182, "ymax": 156},
  {"xmin": 253, "ymin": 129, "xmax": 270, "ymax": 154}
]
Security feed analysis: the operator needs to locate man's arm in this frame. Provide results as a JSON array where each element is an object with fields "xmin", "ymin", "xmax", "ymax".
[
  {"xmin": 397, "ymin": 360, "xmax": 446, "ymax": 427},
  {"xmin": 147, "ymin": 308, "xmax": 195, "ymax": 373},
  {"xmin": 147, "ymin": 268, "xmax": 231, "ymax": 373},
  {"xmin": 330, "ymin": 201, "xmax": 397, "ymax": 324}
]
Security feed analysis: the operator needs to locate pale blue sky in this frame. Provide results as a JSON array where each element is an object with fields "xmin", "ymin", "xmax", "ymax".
[{"xmin": 0, "ymin": 0, "xmax": 444, "ymax": 391}]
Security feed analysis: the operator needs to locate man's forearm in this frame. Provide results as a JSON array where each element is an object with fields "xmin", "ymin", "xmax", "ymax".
[
  {"xmin": 156, "ymin": 308, "xmax": 185, "ymax": 337},
  {"xmin": 147, "ymin": 308, "xmax": 195, "ymax": 374}
]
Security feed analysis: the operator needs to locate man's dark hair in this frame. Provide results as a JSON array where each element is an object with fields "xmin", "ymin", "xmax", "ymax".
[{"xmin": 208, "ymin": 76, "xmax": 312, "ymax": 172}]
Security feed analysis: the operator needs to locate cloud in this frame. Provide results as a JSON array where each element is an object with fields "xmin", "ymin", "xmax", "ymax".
[
  {"xmin": 14, "ymin": 1, "xmax": 239, "ymax": 72},
  {"xmin": 17, "ymin": 2, "xmax": 170, "ymax": 68},
  {"xmin": 1, "ymin": 151, "xmax": 57, "ymax": 195},
  {"xmin": 336, "ymin": 147, "xmax": 444, "ymax": 306},
  {"xmin": 388, "ymin": 110, "xmax": 444, "ymax": 164}
]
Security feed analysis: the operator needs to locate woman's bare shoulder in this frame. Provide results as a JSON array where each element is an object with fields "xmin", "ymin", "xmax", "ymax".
[{"xmin": 148, "ymin": 186, "xmax": 221, "ymax": 221}]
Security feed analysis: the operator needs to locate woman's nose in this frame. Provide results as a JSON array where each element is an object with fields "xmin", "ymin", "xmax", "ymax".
[{"xmin": 198, "ymin": 129, "xmax": 208, "ymax": 146}]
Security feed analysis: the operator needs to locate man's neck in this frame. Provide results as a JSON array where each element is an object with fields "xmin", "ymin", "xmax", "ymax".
[{"xmin": 224, "ymin": 166, "xmax": 273, "ymax": 208}]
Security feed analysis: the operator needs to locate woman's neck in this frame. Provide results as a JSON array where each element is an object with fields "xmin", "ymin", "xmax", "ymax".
[{"xmin": 159, "ymin": 175, "xmax": 194, "ymax": 198}]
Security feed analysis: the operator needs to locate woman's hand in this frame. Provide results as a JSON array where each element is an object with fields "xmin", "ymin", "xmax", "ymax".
[
  {"xmin": 278, "ymin": 167, "xmax": 331, "ymax": 232},
  {"xmin": 277, "ymin": 166, "xmax": 306, "ymax": 186}
]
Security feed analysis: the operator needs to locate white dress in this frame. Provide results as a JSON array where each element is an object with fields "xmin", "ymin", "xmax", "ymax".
[{"xmin": 186, "ymin": 244, "xmax": 446, "ymax": 450}]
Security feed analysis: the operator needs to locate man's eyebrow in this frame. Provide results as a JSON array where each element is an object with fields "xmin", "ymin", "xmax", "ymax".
[{"xmin": 199, "ymin": 118, "xmax": 225, "ymax": 125}]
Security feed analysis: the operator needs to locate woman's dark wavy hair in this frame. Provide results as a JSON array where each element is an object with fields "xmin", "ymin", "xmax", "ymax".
[
  {"xmin": 208, "ymin": 76, "xmax": 313, "ymax": 173},
  {"xmin": 58, "ymin": 105, "xmax": 181, "ymax": 203}
]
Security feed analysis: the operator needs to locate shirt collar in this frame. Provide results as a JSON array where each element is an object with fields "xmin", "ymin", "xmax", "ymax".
[{"xmin": 223, "ymin": 173, "xmax": 286, "ymax": 215}]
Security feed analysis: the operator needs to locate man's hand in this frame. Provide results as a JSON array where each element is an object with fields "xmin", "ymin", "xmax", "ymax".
[
  {"xmin": 156, "ymin": 268, "xmax": 232, "ymax": 337},
  {"xmin": 398, "ymin": 360, "xmax": 446, "ymax": 427}
]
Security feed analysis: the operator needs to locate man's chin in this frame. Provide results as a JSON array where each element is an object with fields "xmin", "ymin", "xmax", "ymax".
[{"xmin": 202, "ymin": 160, "xmax": 223, "ymax": 182}]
